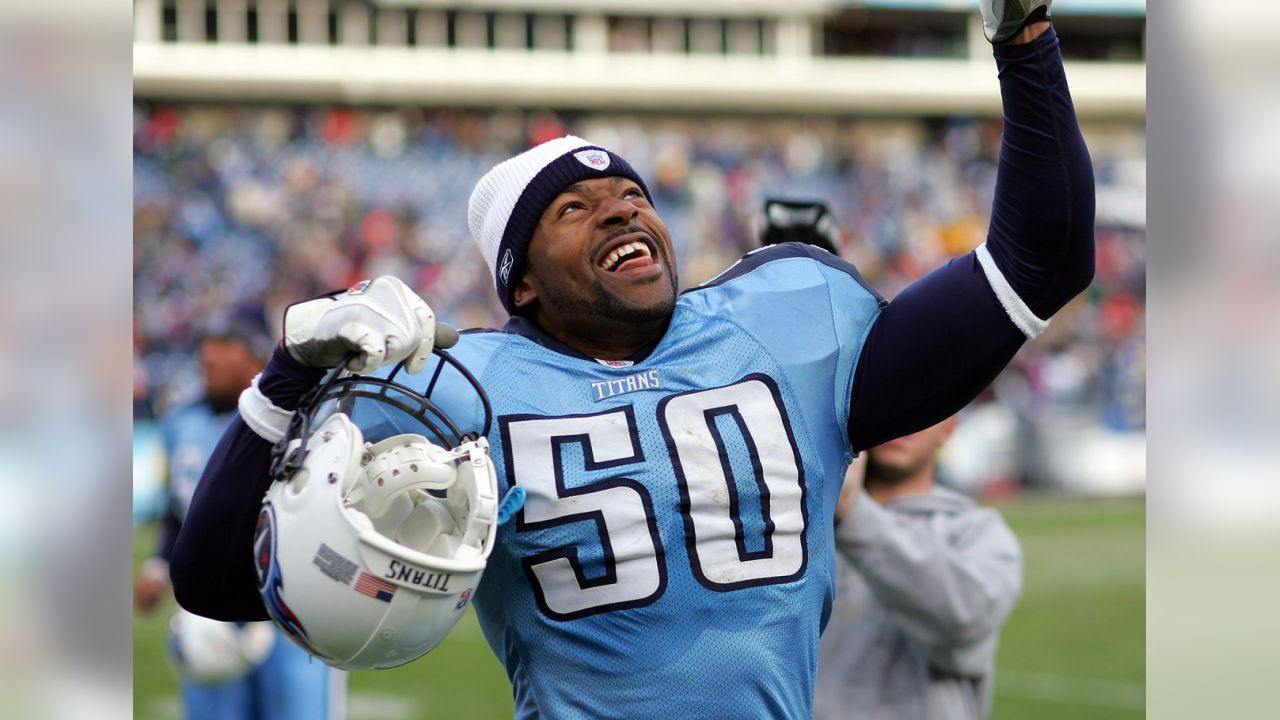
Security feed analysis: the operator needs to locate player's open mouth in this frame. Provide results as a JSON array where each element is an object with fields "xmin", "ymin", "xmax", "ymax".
[{"xmin": 599, "ymin": 238, "xmax": 656, "ymax": 273}]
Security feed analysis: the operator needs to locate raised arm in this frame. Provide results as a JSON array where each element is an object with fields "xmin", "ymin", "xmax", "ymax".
[{"xmin": 847, "ymin": 21, "xmax": 1094, "ymax": 450}]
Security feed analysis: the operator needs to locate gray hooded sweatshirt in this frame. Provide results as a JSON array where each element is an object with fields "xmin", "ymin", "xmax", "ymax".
[{"xmin": 813, "ymin": 486, "xmax": 1023, "ymax": 720}]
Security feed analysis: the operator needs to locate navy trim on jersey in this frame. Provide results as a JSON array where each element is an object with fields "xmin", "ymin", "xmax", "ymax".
[
  {"xmin": 500, "ymin": 315, "xmax": 664, "ymax": 364},
  {"xmin": 500, "ymin": 316, "xmax": 595, "ymax": 362},
  {"xmin": 684, "ymin": 242, "xmax": 888, "ymax": 308}
]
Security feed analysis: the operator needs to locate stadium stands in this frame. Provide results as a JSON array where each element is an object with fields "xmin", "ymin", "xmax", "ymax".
[
  {"xmin": 133, "ymin": 103, "xmax": 1145, "ymax": 493},
  {"xmin": 133, "ymin": 0, "xmax": 1145, "ymax": 492}
]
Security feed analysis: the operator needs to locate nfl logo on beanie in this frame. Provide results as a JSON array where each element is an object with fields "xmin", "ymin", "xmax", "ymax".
[{"xmin": 467, "ymin": 135, "xmax": 652, "ymax": 314}]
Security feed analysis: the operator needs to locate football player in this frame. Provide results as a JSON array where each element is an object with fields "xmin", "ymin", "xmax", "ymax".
[
  {"xmin": 134, "ymin": 316, "xmax": 344, "ymax": 720},
  {"xmin": 174, "ymin": 5, "xmax": 1083, "ymax": 718}
]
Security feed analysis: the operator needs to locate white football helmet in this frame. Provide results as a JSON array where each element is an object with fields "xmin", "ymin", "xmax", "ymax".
[
  {"xmin": 256, "ymin": 351, "xmax": 500, "ymax": 670},
  {"xmin": 168, "ymin": 609, "xmax": 276, "ymax": 685}
]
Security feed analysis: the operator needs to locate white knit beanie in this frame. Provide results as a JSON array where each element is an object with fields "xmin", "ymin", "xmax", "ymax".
[{"xmin": 467, "ymin": 135, "xmax": 652, "ymax": 313}]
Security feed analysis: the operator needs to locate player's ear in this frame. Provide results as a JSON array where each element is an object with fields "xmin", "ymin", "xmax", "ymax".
[{"xmin": 512, "ymin": 275, "xmax": 538, "ymax": 310}]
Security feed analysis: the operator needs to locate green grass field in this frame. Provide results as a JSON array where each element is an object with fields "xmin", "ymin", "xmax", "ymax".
[
  {"xmin": 992, "ymin": 498, "xmax": 1145, "ymax": 719},
  {"xmin": 134, "ymin": 496, "xmax": 1144, "ymax": 719}
]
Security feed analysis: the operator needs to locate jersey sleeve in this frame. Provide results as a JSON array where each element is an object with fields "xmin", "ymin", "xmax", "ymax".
[
  {"xmin": 847, "ymin": 25, "xmax": 1094, "ymax": 450},
  {"xmin": 171, "ymin": 347, "xmax": 323, "ymax": 621},
  {"xmin": 171, "ymin": 415, "xmax": 277, "ymax": 621}
]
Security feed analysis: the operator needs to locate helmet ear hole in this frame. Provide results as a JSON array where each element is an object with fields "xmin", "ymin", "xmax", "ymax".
[
  {"xmin": 286, "ymin": 474, "xmax": 307, "ymax": 497},
  {"xmin": 276, "ymin": 440, "xmax": 308, "ymax": 496},
  {"xmin": 395, "ymin": 499, "xmax": 457, "ymax": 554},
  {"xmin": 365, "ymin": 493, "xmax": 415, "ymax": 538}
]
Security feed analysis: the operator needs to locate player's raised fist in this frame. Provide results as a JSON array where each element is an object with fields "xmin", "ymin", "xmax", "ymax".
[
  {"xmin": 980, "ymin": 0, "xmax": 1051, "ymax": 44},
  {"xmin": 283, "ymin": 276, "xmax": 454, "ymax": 375}
]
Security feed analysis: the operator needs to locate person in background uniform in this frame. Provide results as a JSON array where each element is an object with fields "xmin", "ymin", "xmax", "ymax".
[
  {"xmin": 134, "ymin": 314, "xmax": 345, "ymax": 720},
  {"xmin": 813, "ymin": 417, "xmax": 1023, "ymax": 720},
  {"xmin": 173, "ymin": 8, "xmax": 1083, "ymax": 718}
]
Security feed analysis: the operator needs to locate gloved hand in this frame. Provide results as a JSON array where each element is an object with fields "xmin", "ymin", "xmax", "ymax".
[
  {"xmin": 283, "ymin": 276, "xmax": 458, "ymax": 374},
  {"xmin": 980, "ymin": 0, "xmax": 1052, "ymax": 44}
]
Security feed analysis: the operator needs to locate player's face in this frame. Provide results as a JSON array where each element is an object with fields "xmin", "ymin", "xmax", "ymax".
[
  {"xmin": 200, "ymin": 338, "xmax": 263, "ymax": 407},
  {"xmin": 515, "ymin": 176, "xmax": 678, "ymax": 336},
  {"xmin": 865, "ymin": 417, "xmax": 957, "ymax": 483}
]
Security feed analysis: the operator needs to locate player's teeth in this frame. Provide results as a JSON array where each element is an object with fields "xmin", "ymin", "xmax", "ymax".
[{"xmin": 602, "ymin": 241, "xmax": 652, "ymax": 270}]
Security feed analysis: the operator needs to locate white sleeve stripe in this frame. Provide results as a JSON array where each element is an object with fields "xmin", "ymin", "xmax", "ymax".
[
  {"xmin": 975, "ymin": 243, "xmax": 1050, "ymax": 340},
  {"xmin": 237, "ymin": 373, "xmax": 293, "ymax": 443}
]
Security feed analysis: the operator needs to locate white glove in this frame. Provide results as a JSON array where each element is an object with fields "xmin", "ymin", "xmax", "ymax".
[
  {"xmin": 980, "ymin": 0, "xmax": 1051, "ymax": 44},
  {"xmin": 283, "ymin": 276, "xmax": 455, "ymax": 374}
]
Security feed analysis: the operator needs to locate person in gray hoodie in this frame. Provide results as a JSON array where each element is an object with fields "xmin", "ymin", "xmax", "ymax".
[{"xmin": 813, "ymin": 415, "xmax": 1023, "ymax": 720}]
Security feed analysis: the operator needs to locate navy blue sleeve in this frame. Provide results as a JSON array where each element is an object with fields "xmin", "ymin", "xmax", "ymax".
[
  {"xmin": 847, "ymin": 25, "xmax": 1094, "ymax": 451},
  {"xmin": 170, "ymin": 346, "xmax": 324, "ymax": 621},
  {"xmin": 984, "ymin": 26, "xmax": 1096, "ymax": 319}
]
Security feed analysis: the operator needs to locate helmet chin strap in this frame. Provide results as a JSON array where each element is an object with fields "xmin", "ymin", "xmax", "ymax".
[{"xmin": 347, "ymin": 434, "xmax": 459, "ymax": 519}]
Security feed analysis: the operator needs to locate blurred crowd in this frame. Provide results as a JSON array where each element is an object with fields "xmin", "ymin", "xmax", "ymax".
[{"xmin": 133, "ymin": 104, "xmax": 1145, "ymax": 489}]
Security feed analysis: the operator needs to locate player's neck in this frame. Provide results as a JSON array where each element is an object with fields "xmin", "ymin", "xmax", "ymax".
[
  {"xmin": 866, "ymin": 467, "xmax": 936, "ymax": 504},
  {"xmin": 539, "ymin": 315, "xmax": 669, "ymax": 362}
]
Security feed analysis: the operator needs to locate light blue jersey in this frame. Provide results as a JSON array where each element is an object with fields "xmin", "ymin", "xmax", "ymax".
[
  {"xmin": 162, "ymin": 402, "xmax": 344, "ymax": 720},
  {"xmin": 387, "ymin": 244, "xmax": 883, "ymax": 719},
  {"xmin": 163, "ymin": 403, "xmax": 239, "ymax": 520}
]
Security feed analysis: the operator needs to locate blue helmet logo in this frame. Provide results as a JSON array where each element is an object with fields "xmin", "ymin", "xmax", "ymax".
[{"xmin": 255, "ymin": 504, "xmax": 330, "ymax": 659}]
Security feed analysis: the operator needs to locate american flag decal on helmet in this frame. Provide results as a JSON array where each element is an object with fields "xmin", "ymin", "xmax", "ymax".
[{"xmin": 355, "ymin": 572, "xmax": 397, "ymax": 603}]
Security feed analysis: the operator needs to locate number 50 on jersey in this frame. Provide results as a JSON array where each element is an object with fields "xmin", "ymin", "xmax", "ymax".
[{"xmin": 499, "ymin": 375, "xmax": 809, "ymax": 621}]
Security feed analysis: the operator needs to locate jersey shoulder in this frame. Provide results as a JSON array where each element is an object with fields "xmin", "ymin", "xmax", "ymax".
[
  {"xmin": 452, "ymin": 327, "xmax": 511, "ymax": 362},
  {"xmin": 677, "ymin": 242, "xmax": 886, "ymax": 339},
  {"xmin": 671, "ymin": 244, "xmax": 885, "ymax": 402},
  {"xmin": 683, "ymin": 242, "xmax": 886, "ymax": 308}
]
